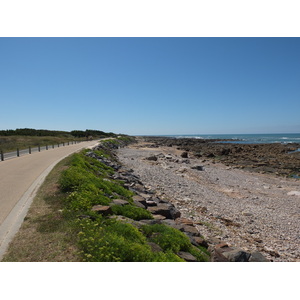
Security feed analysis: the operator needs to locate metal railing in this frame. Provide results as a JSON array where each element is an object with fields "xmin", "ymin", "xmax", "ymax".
[{"xmin": 0, "ymin": 141, "xmax": 82, "ymax": 162}]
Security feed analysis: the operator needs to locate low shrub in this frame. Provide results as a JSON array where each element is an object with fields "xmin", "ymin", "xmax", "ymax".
[
  {"xmin": 141, "ymin": 223, "xmax": 210, "ymax": 262},
  {"xmin": 59, "ymin": 166, "xmax": 94, "ymax": 192},
  {"xmin": 77, "ymin": 218, "xmax": 183, "ymax": 262},
  {"xmin": 141, "ymin": 223, "xmax": 191, "ymax": 252}
]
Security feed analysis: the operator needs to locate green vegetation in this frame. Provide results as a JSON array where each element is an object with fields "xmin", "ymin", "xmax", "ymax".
[
  {"xmin": 2, "ymin": 137, "xmax": 210, "ymax": 262},
  {"xmin": 0, "ymin": 128, "xmax": 119, "ymax": 152},
  {"xmin": 0, "ymin": 128, "xmax": 117, "ymax": 138},
  {"xmin": 76, "ymin": 217, "xmax": 184, "ymax": 262},
  {"xmin": 57, "ymin": 138, "xmax": 209, "ymax": 261},
  {"xmin": 0, "ymin": 135, "xmax": 83, "ymax": 153},
  {"xmin": 141, "ymin": 223, "xmax": 210, "ymax": 261}
]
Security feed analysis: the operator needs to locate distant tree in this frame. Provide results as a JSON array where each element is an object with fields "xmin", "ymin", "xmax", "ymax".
[{"xmin": 0, "ymin": 128, "xmax": 117, "ymax": 138}]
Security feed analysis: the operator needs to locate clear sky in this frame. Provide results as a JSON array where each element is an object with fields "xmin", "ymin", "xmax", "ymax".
[{"xmin": 0, "ymin": 37, "xmax": 299, "ymax": 135}]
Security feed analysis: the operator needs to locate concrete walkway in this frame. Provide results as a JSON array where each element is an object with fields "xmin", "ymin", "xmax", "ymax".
[{"xmin": 0, "ymin": 140, "xmax": 99, "ymax": 259}]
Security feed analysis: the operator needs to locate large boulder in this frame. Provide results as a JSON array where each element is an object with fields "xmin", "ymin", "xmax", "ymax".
[
  {"xmin": 222, "ymin": 249, "xmax": 251, "ymax": 262},
  {"xmin": 249, "ymin": 251, "xmax": 269, "ymax": 262},
  {"xmin": 147, "ymin": 203, "xmax": 181, "ymax": 219}
]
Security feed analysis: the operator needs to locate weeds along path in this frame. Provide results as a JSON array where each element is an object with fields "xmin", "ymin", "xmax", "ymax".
[{"xmin": 0, "ymin": 140, "xmax": 100, "ymax": 259}]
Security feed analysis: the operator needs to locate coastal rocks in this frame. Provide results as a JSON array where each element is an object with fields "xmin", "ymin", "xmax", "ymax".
[
  {"xmin": 140, "ymin": 136, "xmax": 300, "ymax": 178},
  {"xmin": 147, "ymin": 203, "xmax": 181, "ymax": 220},
  {"xmin": 191, "ymin": 165, "xmax": 204, "ymax": 171},
  {"xmin": 181, "ymin": 151, "xmax": 189, "ymax": 158},
  {"xmin": 248, "ymin": 251, "xmax": 269, "ymax": 262},
  {"xmin": 98, "ymin": 139, "xmax": 286, "ymax": 261},
  {"xmin": 210, "ymin": 243, "xmax": 268, "ymax": 262},
  {"xmin": 145, "ymin": 155, "xmax": 158, "ymax": 161},
  {"xmin": 177, "ymin": 251, "xmax": 197, "ymax": 262},
  {"xmin": 223, "ymin": 249, "xmax": 251, "ymax": 262},
  {"xmin": 132, "ymin": 195, "xmax": 147, "ymax": 208}
]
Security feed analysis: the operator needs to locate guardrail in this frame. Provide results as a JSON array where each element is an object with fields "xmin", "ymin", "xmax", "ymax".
[{"xmin": 0, "ymin": 141, "xmax": 83, "ymax": 162}]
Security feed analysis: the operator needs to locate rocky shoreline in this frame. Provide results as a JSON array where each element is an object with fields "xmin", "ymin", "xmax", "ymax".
[
  {"xmin": 116, "ymin": 137, "xmax": 300, "ymax": 262},
  {"xmin": 140, "ymin": 136, "xmax": 300, "ymax": 178}
]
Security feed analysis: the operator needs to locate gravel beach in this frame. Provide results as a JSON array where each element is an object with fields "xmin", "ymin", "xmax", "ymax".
[{"xmin": 117, "ymin": 139, "xmax": 300, "ymax": 262}]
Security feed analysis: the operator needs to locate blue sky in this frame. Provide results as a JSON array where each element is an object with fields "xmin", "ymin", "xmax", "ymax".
[{"xmin": 0, "ymin": 37, "xmax": 299, "ymax": 135}]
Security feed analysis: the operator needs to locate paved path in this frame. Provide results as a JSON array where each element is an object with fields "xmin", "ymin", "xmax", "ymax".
[{"xmin": 0, "ymin": 140, "xmax": 99, "ymax": 259}]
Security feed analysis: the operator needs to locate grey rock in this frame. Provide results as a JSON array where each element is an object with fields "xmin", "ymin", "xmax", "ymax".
[
  {"xmin": 249, "ymin": 251, "xmax": 269, "ymax": 262},
  {"xmin": 222, "ymin": 249, "xmax": 251, "ymax": 262},
  {"xmin": 111, "ymin": 199, "xmax": 129, "ymax": 206},
  {"xmin": 181, "ymin": 151, "xmax": 189, "ymax": 158},
  {"xmin": 146, "ymin": 156, "xmax": 158, "ymax": 161},
  {"xmin": 133, "ymin": 200, "xmax": 146, "ymax": 208},
  {"xmin": 177, "ymin": 251, "xmax": 197, "ymax": 262},
  {"xmin": 182, "ymin": 225, "xmax": 201, "ymax": 237},
  {"xmin": 145, "ymin": 200, "xmax": 157, "ymax": 207},
  {"xmin": 190, "ymin": 236, "xmax": 209, "ymax": 248},
  {"xmin": 147, "ymin": 203, "xmax": 181, "ymax": 219},
  {"xmin": 91, "ymin": 205, "xmax": 113, "ymax": 216},
  {"xmin": 191, "ymin": 165, "xmax": 204, "ymax": 171}
]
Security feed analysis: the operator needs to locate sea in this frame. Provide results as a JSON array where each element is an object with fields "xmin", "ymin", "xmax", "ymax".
[{"xmin": 161, "ymin": 133, "xmax": 300, "ymax": 145}]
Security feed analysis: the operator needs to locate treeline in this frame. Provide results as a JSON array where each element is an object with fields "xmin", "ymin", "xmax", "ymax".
[
  {"xmin": 0, "ymin": 128, "xmax": 117, "ymax": 138},
  {"xmin": 70, "ymin": 129, "xmax": 117, "ymax": 138}
]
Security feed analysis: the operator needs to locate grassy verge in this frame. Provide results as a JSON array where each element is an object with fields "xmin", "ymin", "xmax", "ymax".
[
  {"xmin": 2, "ymin": 154, "xmax": 81, "ymax": 261},
  {"xmin": 2, "ymin": 138, "xmax": 210, "ymax": 262},
  {"xmin": 0, "ymin": 135, "xmax": 86, "ymax": 153}
]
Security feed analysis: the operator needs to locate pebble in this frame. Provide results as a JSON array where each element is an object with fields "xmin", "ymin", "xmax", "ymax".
[{"xmin": 117, "ymin": 144, "xmax": 300, "ymax": 262}]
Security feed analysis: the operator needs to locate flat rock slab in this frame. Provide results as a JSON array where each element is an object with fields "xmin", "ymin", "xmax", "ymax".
[
  {"xmin": 182, "ymin": 225, "xmax": 200, "ymax": 236},
  {"xmin": 177, "ymin": 251, "xmax": 197, "ymax": 262},
  {"xmin": 91, "ymin": 205, "xmax": 113, "ymax": 215},
  {"xmin": 111, "ymin": 199, "xmax": 129, "ymax": 206}
]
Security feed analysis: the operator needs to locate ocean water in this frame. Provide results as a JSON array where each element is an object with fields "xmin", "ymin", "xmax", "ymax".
[{"xmin": 163, "ymin": 133, "xmax": 300, "ymax": 144}]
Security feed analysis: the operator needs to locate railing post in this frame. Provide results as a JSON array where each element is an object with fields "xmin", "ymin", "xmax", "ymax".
[
  {"xmin": 46, "ymin": 145, "xmax": 48, "ymax": 150},
  {"xmin": 1, "ymin": 150, "xmax": 4, "ymax": 161},
  {"xmin": 17, "ymin": 148, "xmax": 20, "ymax": 157},
  {"xmin": 38, "ymin": 145, "xmax": 41, "ymax": 152},
  {"xmin": 29, "ymin": 146, "xmax": 31, "ymax": 154}
]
